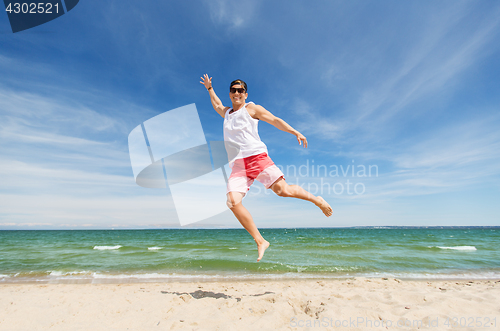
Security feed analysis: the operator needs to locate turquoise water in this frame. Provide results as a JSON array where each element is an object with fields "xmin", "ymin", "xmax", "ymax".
[{"xmin": 0, "ymin": 228, "xmax": 499, "ymax": 283}]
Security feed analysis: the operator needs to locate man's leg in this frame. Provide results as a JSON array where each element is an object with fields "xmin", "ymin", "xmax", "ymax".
[
  {"xmin": 270, "ymin": 178, "xmax": 333, "ymax": 216},
  {"xmin": 227, "ymin": 192, "xmax": 270, "ymax": 261}
]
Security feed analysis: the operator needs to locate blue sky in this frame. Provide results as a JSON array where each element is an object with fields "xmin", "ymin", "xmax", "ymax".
[{"xmin": 1, "ymin": 0, "xmax": 499, "ymax": 229}]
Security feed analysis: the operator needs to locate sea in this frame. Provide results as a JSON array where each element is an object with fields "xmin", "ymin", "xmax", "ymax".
[{"xmin": 0, "ymin": 227, "xmax": 499, "ymax": 284}]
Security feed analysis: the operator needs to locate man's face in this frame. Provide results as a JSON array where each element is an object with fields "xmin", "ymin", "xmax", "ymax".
[{"xmin": 229, "ymin": 84, "xmax": 247, "ymax": 104}]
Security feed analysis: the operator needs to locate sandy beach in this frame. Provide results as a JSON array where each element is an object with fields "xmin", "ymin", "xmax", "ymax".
[{"xmin": 1, "ymin": 278, "xmax": 499, "ymax": 331}]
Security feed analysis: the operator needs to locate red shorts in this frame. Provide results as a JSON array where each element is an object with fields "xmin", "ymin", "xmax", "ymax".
[{"xmin": 227, "ymin": 153, "xmax": 284, "ymax": 194}]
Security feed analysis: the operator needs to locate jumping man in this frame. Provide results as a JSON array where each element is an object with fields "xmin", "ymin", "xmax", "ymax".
[{"xmin": 200, "ymin": 74, "xmax": 333, "ymax": 262}]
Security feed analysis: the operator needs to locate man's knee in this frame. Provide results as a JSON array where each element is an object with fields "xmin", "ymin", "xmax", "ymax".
[
  {"xmin": 226, "ymin": 193, "xmax": 243, "ymax": 209},
  {"xmin": 226, "ymin": 199, "xmax": 236, "ymax": 209},
  {"xmin": 274, "ymin": 185, "xmax": 292, "ymax": 197}
]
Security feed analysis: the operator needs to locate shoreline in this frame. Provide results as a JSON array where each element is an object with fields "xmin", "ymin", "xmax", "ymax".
[
  {"xmin": 2, "ymin": 268, "xmax": 500, "ymax": 285},
  {"xmin": 1, "ymin": 278, "xmax": 498, "ymax": 330},
  {"xmin": 2, "ymin": 276, "xmax": 500, "ymax": 285},
  {"xmin": 3, "ymin": 274, "xmax": 500, "ymax": 285}
]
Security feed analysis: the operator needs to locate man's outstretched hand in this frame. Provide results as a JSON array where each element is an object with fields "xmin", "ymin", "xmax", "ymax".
[
  {"xmin": 296, "ymin": 132, "xmax": 308, "ymax": 148},
  {"xmin": 200, "ymin": 74, "xmax": 212, "ymax": 90}
]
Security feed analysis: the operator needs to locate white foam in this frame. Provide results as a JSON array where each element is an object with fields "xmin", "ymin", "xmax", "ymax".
[
  {"xmin": 89, "ymin": 270, "xmax": 500, "ymax": 281},
  {"xmin": 93, "ymin": 245, "xmax": 122, "ymax": 250},
  {"xmin": 91, "ymin": 272, "xmax": 215, "ymax": 279},
  {"xmin": 437, "ymin": 246, "xmax": 477, "ymax": 251},
  {"xmin": 360, "ymin": 271, "xmax": 500, "ymax": 280},
  {"xmin": 49, "ymin": 271, "xmax": 91, "ymax": 277},
  {"xmin": 89, "ymin": 272, "xmax": 335, "ymax": 281},
  {"xmin": 148, "ymin": 247, "xmax": 163, "ymax": 251}
]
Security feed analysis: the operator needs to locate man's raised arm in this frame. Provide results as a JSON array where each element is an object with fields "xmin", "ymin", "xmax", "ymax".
[
  {"xmin": 247, "ymin": 103, "xmax": 308, "ymax": 148},
  {"xmin": 200, "ymin": 74, "xmax": 228, "ymax": 118}
]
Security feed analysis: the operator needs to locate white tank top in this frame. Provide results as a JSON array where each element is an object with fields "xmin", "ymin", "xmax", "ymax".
[{"xmin": 223, "ymin": 102, "xmax": 268, "ymax": 163}]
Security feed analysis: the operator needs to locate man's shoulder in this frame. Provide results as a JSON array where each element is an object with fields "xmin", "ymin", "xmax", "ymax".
[
  {"xmin": 246, "ymin": 102, "xmax": 261, "ymax": 118},
  {"xmin": 246, "ymin": 102, "xmax": 263, "ymax": 111}
]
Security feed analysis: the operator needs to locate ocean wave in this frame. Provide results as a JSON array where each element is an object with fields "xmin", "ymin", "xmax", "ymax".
[
  {"xmin": 436, "ymin": 246, "xmax": 477, "ymax": 251},
  {"xmin": 89, "ymin": 272, "xmax": 353, "ymax": 280},
  {"xmin": 360, "ymin": 271, "xmax": 500, "ymax": 280},
  {"xmin": 148, "ymin": 247, "xmax": 163, "ymax": 251},
  {"xmin": 93, "ymin": 245, "xmax": 122, "ymax": 250},
  {"xmin": 93, "ymin": 272, "xmax": 178, "ymax": 279},
  {"xmin": 49, "ymin": 271, "xmax": 92, "ymax": 277}
]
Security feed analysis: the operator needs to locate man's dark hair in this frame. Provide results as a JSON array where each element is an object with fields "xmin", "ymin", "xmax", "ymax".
[{"xmin": 230, "ymin": 79, "xmax": 247, "ymax": 92}]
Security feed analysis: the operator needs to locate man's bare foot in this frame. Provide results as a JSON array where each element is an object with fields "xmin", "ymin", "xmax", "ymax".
[
  {"xmin": 316, "ymin": 196, "xmax": 333, "ymax": 217},
  {"xmin": 257, "ymin": 240, "xmax": 270, "ymax": 262}
]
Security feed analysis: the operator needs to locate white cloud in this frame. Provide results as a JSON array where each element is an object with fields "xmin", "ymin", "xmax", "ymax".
[
  {"xmin": 0, "ymin": 193, "xmax": 179, "ymax": 228},
  {"xmin": 206, "ymin": 0, "xmax": 262, "ymax": 30},
  {"xmin": 0, "ymin": 159, "xmax": 135, "ymax": 194},
  {"xmin": 0, "ymin": 82, "xmax": 181, "ymax": 228},
  {"xmin": 310, "ymin": 3, "xmax": 500, "ymax": 147},
  {"xmin": 288, "ymin": 100, "xmax": 500, "ymax": 202},
  {"xmin": 291, "ymin": 98, "xmax": 343, "ymax": 141},
  {"xmin": 0, "ymin": 88, "xmax": 126, "ymax": 135},
  {"xmin": 392, "ymin": 117, "xmax": 500, "ymax": 170},
  {"xmin": 363, "ymin": 13, "xmax": 499, "ymax": 125}
]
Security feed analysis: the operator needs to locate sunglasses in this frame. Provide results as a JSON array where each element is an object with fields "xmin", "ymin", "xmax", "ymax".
[{"xmin": 230, "ymin": 87, "xmax": 246, "ymax": 94}]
